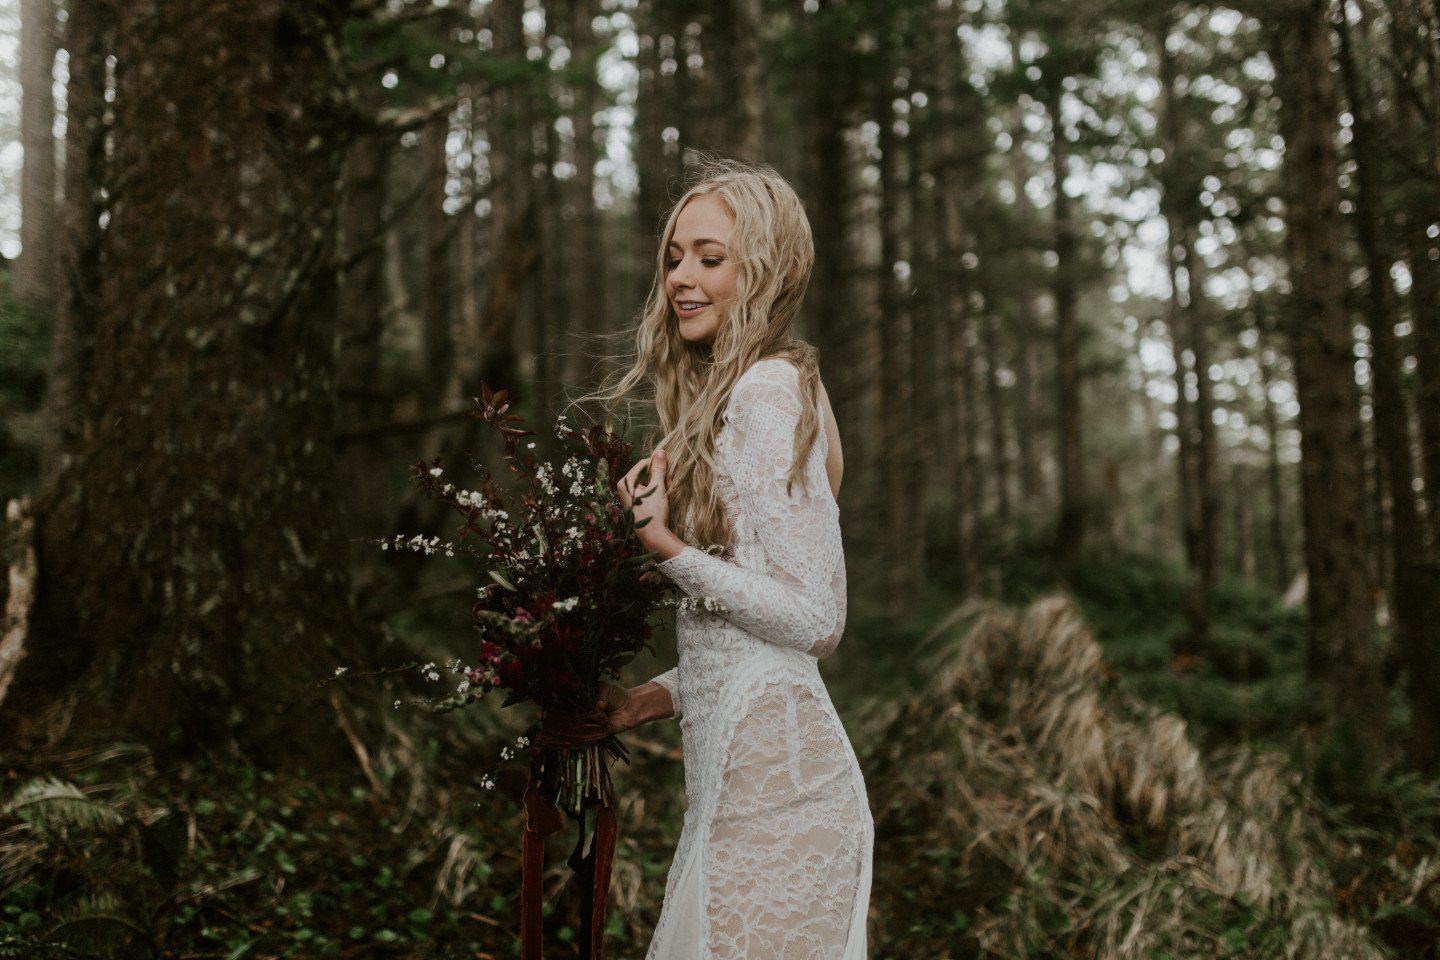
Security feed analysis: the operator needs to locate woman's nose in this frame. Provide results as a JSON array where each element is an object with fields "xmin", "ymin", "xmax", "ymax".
[{"xmin": 668, "ymin": 255, "xmax": 694, "ymax": 290}]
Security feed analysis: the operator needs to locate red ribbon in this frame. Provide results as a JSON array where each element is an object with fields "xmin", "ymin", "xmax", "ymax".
[{"xmin": 521, "ymin": 710, "xmax": 620, "ymax": 960}]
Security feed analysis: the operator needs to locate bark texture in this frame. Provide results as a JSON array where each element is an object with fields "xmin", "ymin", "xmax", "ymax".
[
  {"xmin": 1338, "ymin": 15, "xmax": 1440, "ymax": 771},
  {"xmin": 25, "ymin": 0, "xmax": 373, "ymax": 764},
  {"xmin": 16, "ymin": 0, "xmax": 58, "ymax": 306},
  {"xmin": 1270, "ymin": 0, "xmax": 1386, "ymax": 768}
]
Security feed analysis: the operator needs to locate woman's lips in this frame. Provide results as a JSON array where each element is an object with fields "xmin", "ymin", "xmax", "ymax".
[{"xmin": 673, "ymin": 301, "xmax": 711, "ymax": 318}]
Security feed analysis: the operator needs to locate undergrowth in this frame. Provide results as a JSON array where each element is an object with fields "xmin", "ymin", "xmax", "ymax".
[{"xmin": 3, "ymin": 544, "xmax": 1437, "ymax": 959}]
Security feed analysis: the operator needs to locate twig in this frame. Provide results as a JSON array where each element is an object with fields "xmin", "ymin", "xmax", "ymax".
[{"xmin": 330, "ymin": 691, "xmax": 382, "ymax": 795}]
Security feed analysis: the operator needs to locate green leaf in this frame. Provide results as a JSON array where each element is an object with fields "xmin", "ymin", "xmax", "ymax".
[
  {"xmin": 489, "ymin": 570, "xmax": 519, "ymax": 591},
  {"xmin": 3, "ymin": 778, "xmax": 125, "ymax": 830}
]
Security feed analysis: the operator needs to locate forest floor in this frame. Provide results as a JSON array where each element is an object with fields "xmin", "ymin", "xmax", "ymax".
[{"xmin": 3, "ymin": 547, "xmax": 1439, "ymax": 960}]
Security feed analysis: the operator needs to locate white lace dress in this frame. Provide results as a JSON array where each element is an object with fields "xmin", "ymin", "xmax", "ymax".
[{"xmin": 645, "ymin": 358, "xmax": 873, "ymax": 960}]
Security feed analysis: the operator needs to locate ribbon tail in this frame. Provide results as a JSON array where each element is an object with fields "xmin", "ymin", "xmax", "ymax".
[
  {"xmin": 522, "ymin": 762, "xmax": 565, "ymax": 960},
  {"xmin": 590, "ymin": 805, "xmax": 619, "ymax": 960}
]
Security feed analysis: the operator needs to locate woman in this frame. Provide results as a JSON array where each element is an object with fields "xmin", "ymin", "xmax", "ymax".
[{"xmin": 599, "ymin": 161, "xmax": 873, "ymax": 960}]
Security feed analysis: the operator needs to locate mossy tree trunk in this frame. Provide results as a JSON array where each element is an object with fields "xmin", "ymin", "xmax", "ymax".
[{"xmin": 26, "ymin": 0, "xmax": 376, "ymax": 765}]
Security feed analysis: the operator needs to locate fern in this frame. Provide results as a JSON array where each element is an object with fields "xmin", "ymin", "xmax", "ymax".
[
  {"xmin": 41, "ymin": 892, "xmax": 156, "ymax": 959},
  {"xmin": 2, "ymin": 779, "xmax": 125, "ymax": 830}
]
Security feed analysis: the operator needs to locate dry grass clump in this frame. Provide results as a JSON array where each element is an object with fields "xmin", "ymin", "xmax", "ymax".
[{"xmin": 865, "ymin": 596, "xmax": 1384, "ymax": 960}]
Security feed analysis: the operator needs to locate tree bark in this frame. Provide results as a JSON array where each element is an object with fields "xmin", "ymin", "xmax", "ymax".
[
  {"xmin": 480, "ymin": 0, "xmax": 527, "ymax": 394},
  {"xmin": 568, "ymin": 0, "xmax": 604, "ymax": 386},
  {"xmin": 1050, "ymin": 117, "xmax": 1086, "ymax": 563},
  {"xmin": 15, "ymin": 0, "xmax": 58, "ymax": 307},
  {"xmin": 338, "ymin": 130, "xmax": 389, "ymax": 424},
  {"xmin": 1270, "ymin": 0, "xmax": 1386, "ymax": 770},
  {"xmin": 23, "ymin": 0, "xmax": 374, "ymax": 766},
  {"xmin": 1338, "ymin": 14, "xmax": 1440, "ymax": 771},
  {"xmin": 877, "ymin": 52, "xmax": 924, "ymax": 610},
  {"xmin": 982, "ymin": 303, "xmax": 1012, "ymax": 524},
  {"xmin": 1258, "ymin": 342, "xmax": 1292, "ymax": 591},
  {"xmin": 38, "ymin": 0, "xmax": 110, "ymax": 486},
  {"xmin": 728, "ymin": 0, "xmax": 765, "ymax": 160},
  {"xmin": 420, "ymin": 116, "xmax": 455, "ymax": 412}
]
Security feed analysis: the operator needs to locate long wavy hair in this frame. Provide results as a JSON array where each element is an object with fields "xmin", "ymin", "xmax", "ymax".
[{"xmin": 599, "ymin": 159, "xmax": 823, "ymax": 550}]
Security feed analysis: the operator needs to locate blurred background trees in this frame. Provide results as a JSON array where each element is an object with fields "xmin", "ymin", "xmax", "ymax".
[{"xmin": 0, "ymin": 0, "xmax": 1435, "ymax": 775}]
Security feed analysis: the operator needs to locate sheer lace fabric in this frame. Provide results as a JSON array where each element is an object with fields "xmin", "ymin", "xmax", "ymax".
[{"xmin": 646, "ymin": 359, "xmax": 873, "ymax": 960}]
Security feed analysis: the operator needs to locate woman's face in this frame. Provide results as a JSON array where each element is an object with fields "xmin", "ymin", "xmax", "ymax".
[{"xmin": 666, "ymin": 195, "xmax": 739, "ymax": 346}]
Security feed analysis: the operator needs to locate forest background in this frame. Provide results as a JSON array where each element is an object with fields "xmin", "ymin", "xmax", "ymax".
[{"xmin": 1, "ymin": 0, "xmax": 1439, "ymax": 957}]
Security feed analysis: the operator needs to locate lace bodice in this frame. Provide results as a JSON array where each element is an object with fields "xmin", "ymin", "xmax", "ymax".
[
  {"xmin": 651, "ymin": 358, "xmax": 847, "ymax": 715},
  {"xmin": 641, "ymin": 358, "xmax": 871, "ymax": 960}
]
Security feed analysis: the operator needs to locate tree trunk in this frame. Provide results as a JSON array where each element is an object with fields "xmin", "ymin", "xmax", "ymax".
[
  {"xmin": 797, "ymin": 0, "xmax": 860, "ymax": 514},
  {"xmin": 1258, "ymin": 342, "xmax": 1292, "ymax": 591},
  {"xmin": 15, "ymin": 0, "xmax": 58, "ymax": 307},
  {"xmin": 481, "ymin": 0, "xmax": 527, "ymax": 394},
  {"xmin": 877, "ymin": 67, "xmax": 923, "ymax": 610},
  {"xmin": 1050, "ymin": 119, "xmax": 1086, "ymax": 563},
  {"xmin": 38, "ymin": 0, "xmax": 110, "ymax": 486},
  {"xmin": 728, "ymin": 0, "xmax": 765, "ymax": 160},
  {"xmin": 569, "ymin": 0, "xmax": 604, "ymax": 386},
  {"xmin": 1338, "ymin": 14, "xmax": 1440, "ymax": 771},
  {"xmin": 982, "ymin": 303, "xmax": 1012, "ymax": 524},
  {"xmin": 338, "ymin": 131, "xmax": 389, "ymax": 425},
  {"xmin": 23, "ymin": 0, "xmax": 374, "ymax": 766},
  {"xmin": 1016, "ymin": 312, "xmax": 1046, "ymax": 505},
  {"xmin": 1271, "ymin": 0, "xmax": 1386, "ymax": 770},
  {"xmin": 1165, "ymin": 233, "xmax": 1209, "ymax": 651},
  {"xmin": 420, "ymin": 117, "xmax": 455, "ymax": 412}
]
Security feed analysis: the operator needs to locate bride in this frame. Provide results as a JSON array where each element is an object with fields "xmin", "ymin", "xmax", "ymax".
[{"xmin": 599, "ymin": 160, "xmax": 873, "ymax": 959}]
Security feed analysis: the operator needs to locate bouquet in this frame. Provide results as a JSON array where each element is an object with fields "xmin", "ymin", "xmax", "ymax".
[{"xmin": 401, "ymin": 385, "xmax": 667, "ymax": 960}]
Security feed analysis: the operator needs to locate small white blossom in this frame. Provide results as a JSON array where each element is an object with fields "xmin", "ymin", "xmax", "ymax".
[
  {"xmin": 457, "ymin": 680, "xmax": 471, "ymax": 693},
  {"xmin": 553, "ymin": 597, "xmax": 580, "ymax": 613},
  {"xmin": 501, "ymin": 746, "xmax": 514, "ymax": 760},
  {"xmin": 333, "ymin": 666, "xmax": 348, "ymax": 677},
  {"xmin": 394, "ymin": 700, "xmax": 402, "ymax": 709},
  {"xmin": 514, "ymin": 735, "xmax": 531, "ymax": 749},
  {"xmin": 430, "ymin": 467, "xmax": 443, "ymax": 477},
  {"xmin": 480, "ymin": 775, "xmax": 496, "ymax": 790}
]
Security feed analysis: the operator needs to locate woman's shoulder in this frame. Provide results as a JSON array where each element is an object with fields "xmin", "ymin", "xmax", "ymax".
[
  {"xmin": 729, "ymin": 356, "xmax": 805, "ymax": 414},
  {"xmin": 738, "ymin": 354, "xmax": 805, "ymax": 391}
]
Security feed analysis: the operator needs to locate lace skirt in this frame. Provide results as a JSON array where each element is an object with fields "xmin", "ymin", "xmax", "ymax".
[{"xmin": 646, "ymin": 628, "xmax": 873, "ymax": 959}]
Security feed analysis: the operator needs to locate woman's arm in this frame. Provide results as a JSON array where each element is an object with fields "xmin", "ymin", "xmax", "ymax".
[
  {"xmin": 656, "ymin": 360, "xmax": 847, "ymax": 658},
  {"xmin": 599, "ymin": 679, "xmax": 676, "ymax": 732}
]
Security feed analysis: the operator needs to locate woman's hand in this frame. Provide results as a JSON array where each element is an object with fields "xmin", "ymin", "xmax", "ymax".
[
  {"xmin": 619, "ymin": 449, "xmax": 685, "ymax": 561},
  {"xmin": 598, "ymin": 681, "xmax": 674, "ymax": 733}
]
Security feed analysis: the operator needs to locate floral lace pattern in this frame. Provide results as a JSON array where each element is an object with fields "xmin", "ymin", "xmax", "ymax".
[{"xmin": 646, "ymin": 359, "xmax": 873, "ymax": 960}]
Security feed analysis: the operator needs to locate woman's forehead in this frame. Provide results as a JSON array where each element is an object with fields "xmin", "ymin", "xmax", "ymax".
[{"xmin": 671, "ymin": 195, "xmax": 735, "ymax": 244}]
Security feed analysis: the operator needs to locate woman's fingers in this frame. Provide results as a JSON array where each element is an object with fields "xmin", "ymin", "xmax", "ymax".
[{"xmin": 619, "ymin": 457, "xmax": 652, "ymax": 506}]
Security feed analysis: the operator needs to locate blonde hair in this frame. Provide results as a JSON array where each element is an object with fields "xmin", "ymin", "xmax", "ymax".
[{"xmin": 601, "ymin": 159, "xmax": 823, "ymax": 550}]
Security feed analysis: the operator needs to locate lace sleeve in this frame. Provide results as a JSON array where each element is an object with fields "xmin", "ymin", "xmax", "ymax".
[
  {"xmin": 657, "ymin": 360, "xmax": 846, "ymax": 658},
  {"xmin": 649, "ymin": 667, "xmax": 682, "ymax": 719}
]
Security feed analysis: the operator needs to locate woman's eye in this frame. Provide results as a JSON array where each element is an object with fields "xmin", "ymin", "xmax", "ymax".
[
  {"xmin": 665, "ymin": 259, "xmax": 680, "ymax": 271},
  {"xmin": 701, "ymin": 257, "xmax": 725, "ymax": 267}
]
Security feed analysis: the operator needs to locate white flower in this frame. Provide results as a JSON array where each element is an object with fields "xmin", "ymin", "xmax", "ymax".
[
  {"xmin": 394, "ymin": 700, "xmax": 402, "ymax": 709},
  {"xmin": 501, "ymin": 747, "xmax": 514, "ymax": 760},
  {"xmin": 514, "ymin": 735, "xmax": 531, "ymax": 749},
  {"xmin": 457, "ymin": 680, "xmax": 470, "ymax": 693},
  {"xmin": 527, "ymin": 442, "xmax": 536, "ymax": 449},
  {"xmin": 553, "ymin": 596, "xmax": 580, "ymax": 613},
  {"xmin": 480, "ymin": 775, "xmax": 496, "ymax": 790},
  {"xmin": 430, "ymin": 467, "xmax": 443, "ymax": 477},
  {"xmin": 333, "ymin": 666, "xmax": 348, "ymax": 677}
]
